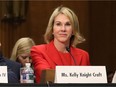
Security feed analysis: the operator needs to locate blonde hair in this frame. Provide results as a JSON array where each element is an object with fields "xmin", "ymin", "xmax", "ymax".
[
  {"xmin": 10, "ymin": 37, "xmax": 35, "ymax": 61},
  {"xmin": 44, "ymin": 6, "xmax": 85, "ymax": 47}
]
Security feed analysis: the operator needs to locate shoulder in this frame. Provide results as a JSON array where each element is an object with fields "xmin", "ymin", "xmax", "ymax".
[
  {"xmin": 8, "ymin": 69, "xmax": 20, "ymax": 83},
  {"xmin": 4, "ymin": 58, "xmax": 21, "ymax": 83},
  {"xmin": 31, "ymin": 44, "xmax": 48, "ymax": 52},
  {"xmin": 31, "ymin": 41, "xmax": 54, "ymax": 51},
  {"xmin": 5, "ymin": 58, "xmax": 21, "ymax": 67}
]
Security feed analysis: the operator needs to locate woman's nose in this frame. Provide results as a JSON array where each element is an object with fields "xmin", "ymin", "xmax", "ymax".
[
  {"xmin": 61, "ymin": 25, "xmax": 66, "ymax": 31},
  {"xmin": 25, "ymin": 58, "xmax": 30, "ymax": 63}
]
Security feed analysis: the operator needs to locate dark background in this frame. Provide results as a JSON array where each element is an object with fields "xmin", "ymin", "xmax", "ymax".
[{"xmin": 0, "ymin": 1, "xmax": 116, "ymax": 72}]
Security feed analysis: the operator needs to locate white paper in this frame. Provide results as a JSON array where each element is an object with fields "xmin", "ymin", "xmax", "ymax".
[
  {"xmin": 112, "ymin": 71, "xmax": 116, "ymax": 83},
  {"xmin": 54, "ymin": 66, "xmax": 107, "ymax": 83},
  {"xmin": 0, "ymin": 66, "xmax": 8, "ymax": 83}
]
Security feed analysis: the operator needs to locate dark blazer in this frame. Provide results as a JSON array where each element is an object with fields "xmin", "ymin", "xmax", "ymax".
[
  {"xmin": 0, "ymin": 53, "xmax": 21, "ymax": 83},
  {"xmin": 5, "ymin": 58, "xmax": 22, "ymax": 82}
]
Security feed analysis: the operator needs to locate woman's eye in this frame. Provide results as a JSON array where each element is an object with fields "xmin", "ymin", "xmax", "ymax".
[
  {"xmin": 56, "ymin": 23, "xmax": 61, "ymax": 26},
  {"xmin": 54, "ymin": 22, "xmax": 71, "ymax": 26},
  {"xmin": 22, "ymin": 56, "xmax": 27, "ymax": 59},
  {"xmin": 21, "ymin": 56, "xmax": 29, "ymax": 59},
  {"xmin": 66, "ymin": 23, "xmax": 71, "ymax": 26}
]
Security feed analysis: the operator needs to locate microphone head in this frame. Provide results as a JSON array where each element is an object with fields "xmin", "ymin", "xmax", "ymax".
[{"xmin": 66, "ymin": 47, "xmax": 70, "ymax": 52}]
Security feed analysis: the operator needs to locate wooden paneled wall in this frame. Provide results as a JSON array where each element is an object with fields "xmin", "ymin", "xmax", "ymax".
[
  {"xmin": 0, "ymin": 1, "xmax": 90, "ymax": 57},
  {"xmin": 89, "ymin": 1, "xmax": 116, "ymax": 72},
  {"xmin": 0, "ymin": 1, "xmax": 116, "ymax": 72}
]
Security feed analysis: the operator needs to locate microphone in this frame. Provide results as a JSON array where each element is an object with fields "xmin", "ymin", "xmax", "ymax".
[{"xmin": 66, "ymin": 47, "xmax": 77, "ymax": 65}]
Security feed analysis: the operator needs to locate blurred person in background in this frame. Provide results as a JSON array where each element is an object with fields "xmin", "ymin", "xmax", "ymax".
[
  {"xmin": 10, "ymin": 37, "xmax": 35, "ymax": 67},
  {"xmin": 0, "ymin": 42, "xmax": 21, "ymax": 83}
]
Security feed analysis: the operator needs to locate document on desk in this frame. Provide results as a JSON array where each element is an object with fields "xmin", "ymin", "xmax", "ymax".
[
  {"xmin": 112, "ymin": 71, "xmax": 116, "ymax": 83},
  {"xmin": 54, "ymin": 66, "xmax": 107, "ymax": 83},
  {"xmin": 0, "ymin": 66, "xmax": 8, "ymax": 83}
]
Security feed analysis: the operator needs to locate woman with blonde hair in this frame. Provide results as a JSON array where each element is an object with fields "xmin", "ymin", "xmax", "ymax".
[
  {"xmin": 31, "ymin": 6, "xmax": 90, "ymax": 83},
  {"xmin": 11, "ymin": 37, "xmax": 35, "ymax": 66}
]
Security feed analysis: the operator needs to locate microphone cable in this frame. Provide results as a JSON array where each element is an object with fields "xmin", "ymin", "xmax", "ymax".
[{"xmin": 66, "ymin": 47, "xmax": 77, "ymax": 65}]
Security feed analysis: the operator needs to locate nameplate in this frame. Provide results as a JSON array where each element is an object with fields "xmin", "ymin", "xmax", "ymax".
[
  {"xmin": 0, "ymin": 66, "xmax": 8, "ymax": 83},
  {"xmin": 54, "ymin": 66, "xmax": 107, "ymax": 83}
]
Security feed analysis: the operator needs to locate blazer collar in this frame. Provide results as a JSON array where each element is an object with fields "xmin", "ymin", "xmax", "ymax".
[
  {"xmin": 70, "ymin": 47, "xmax": 82, "ymax": 65},
  {"xmin": 46, "ymin": 41, "xmax": 82, "ymax": 65},
  {"xmin": 46, "ymin": 41, "xmax": 63, "ymax": 65}
]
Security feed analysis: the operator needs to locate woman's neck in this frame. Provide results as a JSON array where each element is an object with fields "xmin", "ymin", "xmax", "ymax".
[{"xmin": 53, "ymin": 40, "xmax": 69, "ymax": 53}]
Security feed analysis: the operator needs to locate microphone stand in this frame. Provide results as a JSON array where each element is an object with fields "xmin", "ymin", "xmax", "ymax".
[{"xmin": 66, "ymin": 47, "xmax": 77, "ymax": 65}]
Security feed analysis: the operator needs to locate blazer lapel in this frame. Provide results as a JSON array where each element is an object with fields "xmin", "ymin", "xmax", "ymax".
[
  {"xmin": 71, "ymin": 47, "xmax": 82, "ymax": 65},
  {"xmin": 46, "ymin": 41, "xmax": 63, "ymax": 65}
]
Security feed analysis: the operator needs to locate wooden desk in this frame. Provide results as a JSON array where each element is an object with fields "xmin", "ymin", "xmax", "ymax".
[{"xmin": 40, "ymin": 69, "xmax": 55, "ymax": 83}]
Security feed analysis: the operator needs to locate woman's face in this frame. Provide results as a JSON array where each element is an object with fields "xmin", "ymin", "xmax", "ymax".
[
  {"xmin": 17, "ymin": 53, "xmax": 32, "ymax": 66},
  {"xmin": 53, "ymin": 13, "xmax": 73, "ymax": 45}
]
